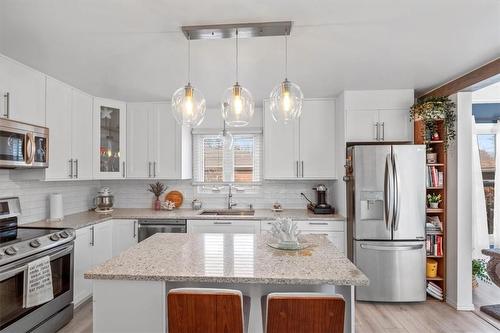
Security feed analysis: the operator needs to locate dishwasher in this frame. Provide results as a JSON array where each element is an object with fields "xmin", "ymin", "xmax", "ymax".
[{"xmin": 138, "ymin": 219, "xmax": 187, "ymax": 241}]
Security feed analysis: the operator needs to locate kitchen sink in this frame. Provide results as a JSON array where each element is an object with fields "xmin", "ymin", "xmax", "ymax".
[{"xmin": 199, "ymin": 209, "xmax": 255, "ymax": 216}]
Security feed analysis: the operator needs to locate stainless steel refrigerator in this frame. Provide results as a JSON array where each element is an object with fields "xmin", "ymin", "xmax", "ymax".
[{"xmin": 348, "ymin": 144, "xmax": 426, "ymax": 302}]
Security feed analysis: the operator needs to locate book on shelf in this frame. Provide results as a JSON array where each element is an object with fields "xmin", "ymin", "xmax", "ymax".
[
  {"xmin": 426, "ymin": 166, "xmax": 444, "ymax": 187},
  {"xmin": 426, "ymin": 234, "xmax": 443, "ymax": 256},
  {"xmin": 426, "ymin": 282, "xmax": 443, "ymax": 300},
  {"xmin": 426, "ymin": 216, "xmax": 443, "ymax": 232}
]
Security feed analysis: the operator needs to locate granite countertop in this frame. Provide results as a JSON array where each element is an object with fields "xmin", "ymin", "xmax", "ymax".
[
  {"xmin": 84, "ymin": 233, "xmax": 368, "ymax": 286},
  {"xmin": 24, "ymin": 208, "xmax": 345, "ymax": 230}
]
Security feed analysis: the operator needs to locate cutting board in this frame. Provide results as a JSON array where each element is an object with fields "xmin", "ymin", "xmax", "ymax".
[{"xmin": 165, "ymin": 191, "xmax": 184, "ymax": 208}]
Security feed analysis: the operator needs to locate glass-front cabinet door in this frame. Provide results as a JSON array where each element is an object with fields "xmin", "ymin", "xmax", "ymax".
[{"xmin": 93, "ymin": 98, "xmax": 127, "ymax": 179}]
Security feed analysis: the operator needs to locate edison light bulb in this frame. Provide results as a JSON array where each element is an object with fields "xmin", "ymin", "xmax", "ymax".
[
  {"xmin": 233, "ymin": 95, "xmax": 242, "ymax": 115},
  {"xmin": 183, "ymin": 94, "xmax": 193, "ymax": 116},
  {"xmin": 269, "ymin": 79, "xmax": 304, "ymax": 123},
  {"xmin": 171, "ymin": 83, "xmax": 206, "ymax": 128},
  {"xmin": 222, "ymin": 83, "xmax": 254, "ymax": 127},
  {"xmin": 282, "ymin": 89, "xmax": 291, "ymax": 112}
]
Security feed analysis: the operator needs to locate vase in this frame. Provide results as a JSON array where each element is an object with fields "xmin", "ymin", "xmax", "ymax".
[
  {"xmin": 154, "ymin": 199, "xmax": 161, "ymax": 211},
  {"xmin": 429, "ymin": 202, "xmax": 439, "ymax": 209}
]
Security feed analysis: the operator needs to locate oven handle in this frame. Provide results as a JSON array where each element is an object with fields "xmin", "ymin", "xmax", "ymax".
[{"xmin": 0, "ymin": 244, "xmax": 74, "ymax": 281}]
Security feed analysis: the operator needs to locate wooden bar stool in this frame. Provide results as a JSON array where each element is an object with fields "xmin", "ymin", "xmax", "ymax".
[
  {"xmin": 263, "ymin": 293, "xmax": 345, "ymax": 333},
  {"xmin": 167, "ymin": 288, "xmax": 249, "ymax": 333}
]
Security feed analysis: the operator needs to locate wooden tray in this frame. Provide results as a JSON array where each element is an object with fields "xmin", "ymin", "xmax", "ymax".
[{"xmin": 165, "ymin": 190, "xmax": 184, "ymax": 208}]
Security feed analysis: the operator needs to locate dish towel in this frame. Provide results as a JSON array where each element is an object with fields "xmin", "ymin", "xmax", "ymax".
[{"xmin": 24, "ymin": 256, "xmax": 54, "ymax": 308}]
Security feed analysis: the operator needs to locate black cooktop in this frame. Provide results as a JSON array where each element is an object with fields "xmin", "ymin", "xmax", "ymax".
[{"xmin": 0, "ymin": 227, "xmax": 58, "ymax": 247}]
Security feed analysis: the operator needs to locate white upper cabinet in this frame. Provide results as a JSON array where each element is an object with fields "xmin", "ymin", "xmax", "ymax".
[
  {"xmin": 45, "ymin": 77, "xmax": 93, "ymax": 180},
  {"xmin": 71, "ymin": 90, "xmax": 93, "ymax": 180},
  {"xmin": 45, "ymin": 77, "xmax": 73, "ymax": 180},
  {"xmin": 0, "ymin": 55, "xmax": 46, "ymax": 126},
  {"xmin": 299, "ymin": 100, "xmax": 336, "ymax": 179},
  {"xmin": 264, "ymin": 99, "xmax": 335, "ymax": 180},
  {"xmin": 344, "ymin": 89, "xmax": 414, "ymax": 142},
  {"xmin": 93, "ymin": 98, "xmax": 127, "ymax": 179},
  {"xmin": 126, "ymin": 102, "xmax": 191, "ymax": 180}
]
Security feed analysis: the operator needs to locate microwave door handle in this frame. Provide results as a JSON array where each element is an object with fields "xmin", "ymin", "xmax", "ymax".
[
  {"xmin": 393, "ymin": 154, "xmax": 401, "ymax": 231},
  {"xmin": 384, "ymin": 154, "xmax": 394, "ymax": 231}
]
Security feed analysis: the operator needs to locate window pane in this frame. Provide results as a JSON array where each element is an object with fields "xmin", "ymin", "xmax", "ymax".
[
  {"xmin": 233, "ymin": 136, "xmax": 254, "ymax": 183},
  {"xmin": 477, "ymin": 134, "xmax": 495, "ymax": 236},
  {"xmin": 203, "ymin": 137, "xmax": 223, "ymax": 182}
]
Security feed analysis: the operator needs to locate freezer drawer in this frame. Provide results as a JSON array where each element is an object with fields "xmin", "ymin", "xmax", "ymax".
[{"xmin": 354, "ymin": 240, "xmax": 426, "ymax": 302}]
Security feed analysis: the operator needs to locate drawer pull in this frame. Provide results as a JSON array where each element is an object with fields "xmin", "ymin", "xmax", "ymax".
[
  {"xmin": 214, "ymin": 221, "xmax": 232, "ymax": 225},
  {"xmin": 308, "ymin": 222, "xmax": 329, "ymax": 225}
]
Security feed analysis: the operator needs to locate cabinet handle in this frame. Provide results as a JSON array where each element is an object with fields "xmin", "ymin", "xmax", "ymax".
[
  {"xmin": 122, "ymin": 162, "xmax": 126, "ymax": 178},
  {"xmin": 90, "ymin": 226, "xmax": 95, "ymax": 246},
  {"xmin": 148, "ymin": 162, "xmax": 152, "ymax": 178},
  {"xmin": 301, "ymin": 161, "xmax": 304, "ymax": 178},
  {"xmin": 214, "ymin": 221, "xmax": 232, "ymax": 225},
  {"xmin": 296, "ymin": 161, "xmax": 299, "ymax": 178},
  {"xmin": 69, "ymin": 159, "xmax": 74, "ymax": 178},
  {"xmin": 74, "ymin": 159, "xmax": 79, "ymax": 178},
  {"xmin": 309, "ymin": 222, "xmax": 329, "ymax": 225},
  {"xmin": 133, "ymin": 221, "xmax": 137, "ymax": 238},
  {"xmin": 153, "ymin": 162, "xmax": 156, "ymax": 178},
  {"xmin": 381, "ymin": 122, "xmax": 385, "ymax": 141},
  {"xmin": 3, "ymin": 92, "xmax": 9, "ymax": 118},
  {"xmin": 373, "ymin": 123, "xmax": 378, "ymax": 140}
]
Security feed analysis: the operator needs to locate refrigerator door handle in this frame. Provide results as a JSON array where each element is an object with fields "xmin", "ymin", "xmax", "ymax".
[
  {"xmin": 384, "ymin": 154, "xmax": 394, "ymax": 230},
  {"xmin": 360, "ymin": 244, "xmax": 423, "ymax": 251},
  {"xmin": 392, "ymin": 153, "xmax": 401, "ymax": 231}
]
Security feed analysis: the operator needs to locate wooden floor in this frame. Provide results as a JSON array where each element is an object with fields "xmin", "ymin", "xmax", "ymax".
[{"xmin": 59, "ymin": 299, "xmax": 499, "ymax": 333}]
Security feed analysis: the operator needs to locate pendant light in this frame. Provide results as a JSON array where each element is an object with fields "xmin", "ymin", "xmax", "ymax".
[
  {"xmin": 172, "ymin": 34, "xmax": 206, "ymax": 128},
  {"xmin": 269, "ymin": 32, "xmax": 303, "ymax": 123},
  {"xmin": 221, "ymin": 29, "xmax": 254, "ymax": 127},
  {"xmin": 220, "ymin": 120, "xmax": 234, "ymax": 150}
]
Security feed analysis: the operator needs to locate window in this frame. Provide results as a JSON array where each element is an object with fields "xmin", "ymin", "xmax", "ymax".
[{"xmin": 193, "ymin": 132, "xmax": 262, "ymax": 184}]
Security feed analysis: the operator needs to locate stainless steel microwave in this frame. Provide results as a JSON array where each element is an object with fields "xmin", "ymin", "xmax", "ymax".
[{"xmin": 0, "ymin": 118, "xmax": 49, "ymax": 168}]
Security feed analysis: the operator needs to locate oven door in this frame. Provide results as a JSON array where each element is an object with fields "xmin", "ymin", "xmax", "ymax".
[{"xmin": 0, "ymin": 243, "xmax": 74, "ymax": 332}]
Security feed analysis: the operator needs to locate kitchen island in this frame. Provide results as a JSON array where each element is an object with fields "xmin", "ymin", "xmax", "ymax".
[{"xmin": 85, "ymin": 233, "xmax": 368, "ymax": 333}]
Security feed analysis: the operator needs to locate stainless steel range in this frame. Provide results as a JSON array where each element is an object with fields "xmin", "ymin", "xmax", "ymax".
[{"xmin": 0, "ymin": 197, "xmax": 75, "ymax": 333}]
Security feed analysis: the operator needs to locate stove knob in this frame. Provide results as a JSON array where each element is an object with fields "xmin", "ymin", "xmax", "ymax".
[
  {"xmin": 59, "ymin": 231, "xmax": 69, "ymax": 239},
  {"xmin": 5, "ymin": 247, "xmax": 17, "ymax": 256},
  {"xmin": 30, "ymin": 239, "xmax": 41, "ymax": 248},
  {"xmin": 50, "ymin": 233, "xmax": 60, "ymax": 241}
]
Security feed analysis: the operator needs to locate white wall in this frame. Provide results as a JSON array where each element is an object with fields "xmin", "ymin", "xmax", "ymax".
[
  {"xmin": 0, "ymin": 170, "xmax": 99, "ymax": 224},
  {"xmin": 446, "ymin": 92, "xmax": 473, "ymax": 310},
  {"xmin": 472, "ymin": 81, "xmax": 500, "ymax": 103}
]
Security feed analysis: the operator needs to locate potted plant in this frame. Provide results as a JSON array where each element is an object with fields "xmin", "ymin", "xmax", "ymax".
[
  {"xmin": 147, "ymin": 181, "xmax": 167, "ymax": 211},
  {"xmin": 427, "ymin": 193, "xmax": 441, "ymax": 209},
  {"xmin": 410, "ymin": 96, "xmax": 456, "ymax": 149},
  {"xmin": 472, "ymin": 259, "xmax": 491, "ymax": 288}
]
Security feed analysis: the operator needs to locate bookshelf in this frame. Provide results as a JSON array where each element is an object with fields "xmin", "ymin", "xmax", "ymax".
[{"xmin": 414, "ymin": 119, "xmax": 447, "ymax": 301}]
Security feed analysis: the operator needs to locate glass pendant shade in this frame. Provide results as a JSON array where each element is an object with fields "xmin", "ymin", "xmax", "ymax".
[
  {"xmin": 269, "ymin": 79, "xmax": 304, "ymax": 123},
  {"xmin": 221, "ymin": 83, "xmax": 254, "ymax": 127},
  {"xmin": 171, "ymin": 83, "xmax": 206, "ymax": 128}
]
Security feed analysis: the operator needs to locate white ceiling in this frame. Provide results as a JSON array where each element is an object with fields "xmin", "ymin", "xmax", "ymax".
[{"xmin": 0, "ymin": 0, "xmax": 499, "ymax": 107}]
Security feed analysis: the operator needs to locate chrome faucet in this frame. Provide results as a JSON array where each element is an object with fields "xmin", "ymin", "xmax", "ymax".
[{"xmin": 227, "ymin": 185, "xmax": 237, "ymax": 209}]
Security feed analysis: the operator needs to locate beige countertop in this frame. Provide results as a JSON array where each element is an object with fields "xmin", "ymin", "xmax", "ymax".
[
  {"xmin": 84, "ymin": 233, "xmax": 367, "ymax": 286},
  {"xmin": 24, "ymin": 208, "xmax": 345, "ymax": 230}
]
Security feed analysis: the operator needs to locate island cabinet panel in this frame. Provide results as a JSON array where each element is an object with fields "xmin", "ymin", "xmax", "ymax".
[
  {"xmin": 73, "ymin": 221, "xmax": 113, "ymax": 307},
  {"xmin": 187, "ymin": 220, "xmax": 260, "ymax": 234},
  {"xmin": 112, "ymin": 219, "xmax": 138, "ymax": 256}
]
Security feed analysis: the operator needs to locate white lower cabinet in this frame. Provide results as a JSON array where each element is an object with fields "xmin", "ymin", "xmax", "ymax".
[
  {"xmin": 73, "ymin": 221, "xmax": 113, "ymax": 306},
  {"xmin": 112, "ymin": 219, "xmax": 138, "ymax": 256},
  {"xmin": 187, "ymin": 220, "xmax": 260, "ymax": 234},
  {"xmin": 260, "ymin": 220, "xmax": 346, "ymax": 254}
]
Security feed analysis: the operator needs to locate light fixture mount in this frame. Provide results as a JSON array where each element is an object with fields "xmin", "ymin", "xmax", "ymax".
[{"xmin": 181, "ymin": 21, "xmax": 292, "ymax": 40}]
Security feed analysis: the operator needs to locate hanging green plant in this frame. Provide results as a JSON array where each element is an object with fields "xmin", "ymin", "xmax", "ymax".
[{"xmin": 409, "ymin": 96, "xmax": 456, "ymax": 150}]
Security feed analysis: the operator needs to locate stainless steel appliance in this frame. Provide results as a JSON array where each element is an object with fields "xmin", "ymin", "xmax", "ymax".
[
  {"xmin": 138, "ymin": 219, "xmax": 187, "ymax": 242},
  {"xmin": 94, "ymin": 187, "xmax": 114, "ymax": 213},
  {"xmin": 347, "ymin": 145, "xmax": 426, "ymax": 302},
  {"xmin": 0, "ymin": 197, "xmax": 75, "ymax": 332},
  {"xmin": 0, "ymin": 118, "xmax": 49, "ymax": 169},
  {"xmin": 301, "ymin": 184, "xmax": 335, "ymax": 214}
]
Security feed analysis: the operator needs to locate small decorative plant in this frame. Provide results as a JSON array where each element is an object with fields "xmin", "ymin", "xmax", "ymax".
[
  {"xmin": 427, "ymin": 193, "xmax": 442, "ymax": 208},
  {"xmin": 147, "ymin": 182, "xmax": 167, "ymax": 210},
  {"xmin": 472, "ymin": 259, "xmax": 491, "ymax": 288},
  {"xmin": 410, "ymin": 96, "xmax": 456, "ymax": 150}
]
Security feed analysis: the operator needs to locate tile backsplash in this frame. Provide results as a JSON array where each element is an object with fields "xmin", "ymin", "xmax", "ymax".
[{"xmin": 1, "ymin": 169, "xmax": 336, "ymax": 224}]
